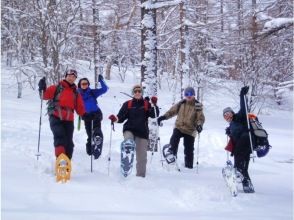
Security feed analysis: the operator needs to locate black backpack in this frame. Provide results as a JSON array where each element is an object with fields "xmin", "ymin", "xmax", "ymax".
[{"xmin": 248, "ymin": 113, "xmax": 271, "ymax": 157}]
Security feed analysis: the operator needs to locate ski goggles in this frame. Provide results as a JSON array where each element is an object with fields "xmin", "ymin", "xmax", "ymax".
[
  {"xmin": 65, "ymin": 69, "xmax": 78, "ymax": 78},
  {"xmin": 184, "ymin": 91, "xmax": 194, "ymax": 97}
]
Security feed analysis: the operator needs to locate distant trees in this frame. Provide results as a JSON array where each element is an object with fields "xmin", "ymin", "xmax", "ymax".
[{"xmin": 1, "ymin": 0, "xmax": 292, "ymax": 110}]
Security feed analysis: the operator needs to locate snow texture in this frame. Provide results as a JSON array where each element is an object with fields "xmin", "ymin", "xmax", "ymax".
[{"xmin": 1, "ymin": 64, "xmax": 293, "ymax": 220}]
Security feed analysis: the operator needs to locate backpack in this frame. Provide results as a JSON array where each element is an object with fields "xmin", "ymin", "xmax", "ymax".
[
  {"xmin": 248, "ymin": 113, "xmax": 271, "ymax": 157},
  {"xmin": 127, "ymin": 99, "xmax": 149, "ymax": 112},
  {"xmin": 47, "ymin": 83, "xmax": 78, "ymax": 116}
]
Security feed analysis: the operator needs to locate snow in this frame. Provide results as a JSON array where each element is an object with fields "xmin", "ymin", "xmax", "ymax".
[
  {"xmin": 1, "ymin": 65, "xmax": 293, "ymax": 220},
  {"xmin": 263, "ymin": 17, "xmax": 294, "ymax": 30}
]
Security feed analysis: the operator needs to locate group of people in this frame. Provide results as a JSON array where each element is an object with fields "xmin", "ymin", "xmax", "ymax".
[{"xmin": 38, "ymin": 69, "xmax": 255, "ymax": 193}]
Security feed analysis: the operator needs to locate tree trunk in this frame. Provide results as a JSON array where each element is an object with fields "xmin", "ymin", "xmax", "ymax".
[
  {"xmin": 92, "ymin": 0, "xmax": 100, "ymax": 88},
  {"xmin": 141, "ymin": 0, "xmax": 157, "ymax": 96}
]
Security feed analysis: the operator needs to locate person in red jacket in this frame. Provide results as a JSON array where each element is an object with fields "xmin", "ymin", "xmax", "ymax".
[{"xmin": 38, "ymin": 69, "xmax": 86, "ymax": 159}]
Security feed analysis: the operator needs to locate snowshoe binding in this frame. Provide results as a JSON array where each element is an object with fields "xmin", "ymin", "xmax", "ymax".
[
  {"xmin": 55, "ymin": 153, "xmax": 71, "ymax": 183},
  {"xmin": 121, "ymin": 139, "xmax": 136, "ymax": 177}
]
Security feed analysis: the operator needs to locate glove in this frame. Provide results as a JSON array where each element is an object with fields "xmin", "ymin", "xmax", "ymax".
[
  {"xmin": 82, "ymin": 113, "xmax": 92, "ymax": 121},
  {"xmin": 240, "ymin": 86, "xmax": 249, "ymax": 96},
  {"xmin": 157, "ymin": 115, "xmax": 166, "ymax": 125},
  {"xmin": 108, "ymin": 114, "xmax": 118, "ymax": 123},
  {"xmin": 144, "ymin": 96, "xmax": 150, "ymax": 102},
  {"xmin": 196, "ymin": 125, "xmax": 202, "ymax": 133},
  {"xmin": 151, "ymin": 96, "xmax": 158, "ymax": 105},
  {"xmin": 225, "ymin": 127, "xmax": 231, "ymax": 136},
  {"xmin": 38, "ymin": 77, "xmax": 46, "ymax": 93},
  {"xmin": 98, "ymin": 74, "xmax": 104, "ymax": 81}
]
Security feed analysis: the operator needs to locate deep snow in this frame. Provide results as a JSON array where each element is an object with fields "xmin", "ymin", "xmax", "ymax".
[{"xmin": 1, "ymin": 66, "xmax": 293, "ymax": 220}]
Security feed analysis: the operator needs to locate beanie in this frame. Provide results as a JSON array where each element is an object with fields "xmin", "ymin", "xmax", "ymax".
[
  {"xmin": 223, "ymin": 107, "xmax": 234, "ymax": 115},
  {"xmin": 184, "ymin": 87, "xmax": 195, "ymax": 96}
]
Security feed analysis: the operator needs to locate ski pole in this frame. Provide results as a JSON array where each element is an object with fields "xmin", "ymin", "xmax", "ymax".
[
  {"xmin": 243, "ymin": 94, "xmax": 256, "ymax": 162},
  {"xmin": 107, "ymin": 122, "xmax": 114, "ymax": 176},
  {"xmin": 36, "ymin": 91, "xmax": 43, "ymax": 160},
  {"xmin": 196, "ymin": 133, "xmax": 200, "ymax": 174},
  {"xmin": 91, "ymin": 120, "xmax": 93, "ymax": 172}
]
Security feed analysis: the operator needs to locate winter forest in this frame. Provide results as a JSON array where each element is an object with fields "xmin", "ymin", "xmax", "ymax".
[
  {"xmin": 1, "ymin": 0, "xmax": 294, "ymax": 220},
  {"xmin": 1, "ymin": 0, "xmax": 293, "ymax": 109}
]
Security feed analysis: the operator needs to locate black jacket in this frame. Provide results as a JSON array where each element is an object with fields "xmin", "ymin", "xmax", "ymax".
[
  {"xmin": 117, "ymin": 98, "xmax": 159, "ymax": 139},
  {"xmin": 229, "ymin": 94, "xmax": 248, "ymax": 144}
]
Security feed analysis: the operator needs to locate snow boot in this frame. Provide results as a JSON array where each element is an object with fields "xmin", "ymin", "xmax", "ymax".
[{"xmin": 242, "ymin": 178, "xmax": 255, "ymax": 193}]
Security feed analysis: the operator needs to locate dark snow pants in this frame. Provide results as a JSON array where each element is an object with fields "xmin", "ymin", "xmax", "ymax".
[
  {"xmin": 169, "ymin": 128, "xmax": 195, "ymax": 168},
  {"xmin": 84, "ymin": 110, "xmax": 103, "ymax": 155},
  {"xmin": 233, "ymin": 132, "xmax": 252, "ymax": 180},
  {"xmin": 49, "ymin": 115, "xmax": 74, "ymax": 159}
]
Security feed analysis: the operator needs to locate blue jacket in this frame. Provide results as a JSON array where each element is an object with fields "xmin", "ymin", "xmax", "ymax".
[{"xmin": 78, "ymin": 79, "xmax": 108, "ymax": 113}]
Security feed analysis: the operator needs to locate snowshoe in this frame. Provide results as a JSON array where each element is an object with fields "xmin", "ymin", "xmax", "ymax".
[
  {"xmin": 162, "ymin": 144, "xmax": 176, "ymax": 164},
  {"xmin": 92, "ymin": 135, "xmax": 103, "ymax": 159},
  {"xmin": 242, "ymin": 179, "xmax": 255, "ymax": 193},
  {"xmin": 222, "ymin": 160, "xmax": 238, "ymax": 197},
  {"xmin": 162, "ymin": 144, "xmax": 181, "ymax": 172},
  {"xmin": 55, "ymin": 153, "xmax": 71, "ymax": 183},
  {"xmin": 121, "ymin": 139, "xmax": 136, "ymax": 177}
]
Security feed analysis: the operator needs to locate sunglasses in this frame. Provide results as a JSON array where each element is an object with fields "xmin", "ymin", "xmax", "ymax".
[
  {"xmin": 133, "ymin": 89, "xmax": 142, "ymax": 94},
  {"xmin": 81, "ymin": 82, "xmax": 88, "ymax": 86}
]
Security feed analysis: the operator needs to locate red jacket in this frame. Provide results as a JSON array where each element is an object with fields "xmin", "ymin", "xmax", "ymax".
[{"xmin": 43, "ymin": 80, "xmax": 85, "ymax": 121}]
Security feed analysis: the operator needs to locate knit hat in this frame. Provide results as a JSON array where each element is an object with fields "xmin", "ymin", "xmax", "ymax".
[
  {"xmin": 65, "ymin": 69, "xmax": 78, "ymax": 78},
  {"xmin": 223, "ymin": 107, "xmax": 234, "ymax": 115},
  {"xmin": 132, "ymin": 84, "xmax": 143, "ymax": 95},
  {"xmin": 184, "ymin": 87, "xmax": 195, "ymax": 96}
]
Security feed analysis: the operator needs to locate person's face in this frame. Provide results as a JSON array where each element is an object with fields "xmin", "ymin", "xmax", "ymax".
[
  {"xmin": 184, "ymin": 91, "xmax": 195, "ymax": 101},
  {"xmin": 133, "ymin": 88, "xmax": 142, "ymax": 99},
  {"xmin": 65, "ymin": 74, "xmax": 77, "ymax": 84},
  {"xmin": 80, "ymin": 80, "xmax": 89, "ymax": 89},
  {"xmin": 223, "ymin": 111, "xmax": 233, "ymax": 122}
]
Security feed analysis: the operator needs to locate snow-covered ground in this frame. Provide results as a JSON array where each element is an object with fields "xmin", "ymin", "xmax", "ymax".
[{"xmin": 1, "ymin": 66, "xmax": 293, "ymax": 220}]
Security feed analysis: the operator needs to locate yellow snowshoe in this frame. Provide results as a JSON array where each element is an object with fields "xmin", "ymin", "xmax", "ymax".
[{"xmin": 55, "ymin": 153, "xmax": 71, "ymax": 183}]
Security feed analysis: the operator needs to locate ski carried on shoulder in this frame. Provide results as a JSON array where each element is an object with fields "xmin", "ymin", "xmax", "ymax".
[
  {"xmin": 121, "ymin": 139, "xmax": 136, "ymax": 177},
  {"xmin": 222, "ymin": 160, "xmax": 241, "ymax": 197},
  {"xmin": 162, "ymin": 144, "xmax": 181, "ymax": 172},
  {"xmin": 55, "ymin": 153, "xmax": 71, "ymax": 183}
]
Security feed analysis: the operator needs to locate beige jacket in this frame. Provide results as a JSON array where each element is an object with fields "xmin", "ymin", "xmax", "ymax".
[{"xmin": 163, "ymin": 99, "xmax": 205, "ymax": 137}]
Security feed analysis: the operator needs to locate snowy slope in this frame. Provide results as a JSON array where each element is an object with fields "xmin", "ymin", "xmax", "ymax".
[{"xmin": 1, "ymin": 66, "xmax": 293, "ymax": 220}]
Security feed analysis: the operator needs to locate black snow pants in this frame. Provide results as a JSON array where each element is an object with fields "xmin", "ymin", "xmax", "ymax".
[
  {"xmin": 49, "ymin": 115, "xmax": 74, "ymax": 159},
  {"xmin": 83, "ymin": 110, "xmax": 103, "ymax": 155},
  {"xmin": 169, "ymin": 128, "xmax": 195, "ymax": 168},
  {"xmin": 233, "ymin": 132, "xmax": 252, "ymax": 180}
]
